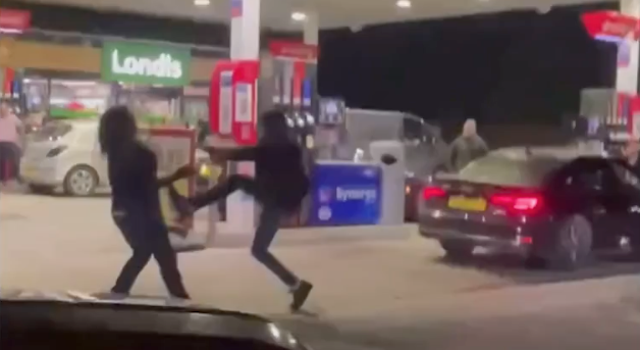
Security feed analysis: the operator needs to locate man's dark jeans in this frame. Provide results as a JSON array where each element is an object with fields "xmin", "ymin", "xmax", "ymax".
[
  {"xmin": 111, "ymin": 209, "xmax": 189, "ymax": 298},
  {"xmin": 171, "ymin": 175, "xmax": 299, "ymax": 287}
]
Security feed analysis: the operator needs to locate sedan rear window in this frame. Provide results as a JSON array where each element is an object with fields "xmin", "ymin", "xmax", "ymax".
[
  {"xmin": 32, "ymin": 121, "xmax": 72, "ymax": 142},
  {"xmin": 458, "ymin": 155, "xmax": 563, "ymax": 187}
]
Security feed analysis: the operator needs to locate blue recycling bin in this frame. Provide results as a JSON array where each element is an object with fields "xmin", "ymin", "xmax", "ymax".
[{"xmin": 308, "ymin": 161, "xmax": 382, "ymax": 226}]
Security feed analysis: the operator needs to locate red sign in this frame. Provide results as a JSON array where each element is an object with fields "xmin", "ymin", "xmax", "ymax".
[
  {"xmin": 2, "ymin": 67, "xmax": 14, "ymax": 95},
  {"xmin": 209, "ymin": 60, "xmax": 259, "ymax": 145},
  {"xmin": 0, "ymin": 9, "xmax": 31, "ymax": 32},
  {"xmin": 231, "ymin": 60, "xmax": 259, "ymax": 145},
  {"xmin": 631, "ymin": 96, "xmax": 640, "ymax": 136},
  {"xmin": 292, "ymin": 61, "xmax": 305, "ymax": 106},
  {"xmin": 617, "ymin": 92, "xmax": 631, "ymax": 125},
  {"xmin": 210, "ymin": 60, "xmax": 238, "ymax": 137},
  {"xmin": 582, "ymin": 11, "xmax": 640, "ymax": 41},
  {"xmin": 268, "ymin": 41, "xmax": 318, "ymax": 61},
  {"xmin": 230, "ymin": 0, "xmax": 242, "ymax": 18}
]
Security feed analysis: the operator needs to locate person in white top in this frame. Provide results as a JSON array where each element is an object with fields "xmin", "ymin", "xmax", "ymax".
[{"xmin": 0, "ymin": 102, "xmax": 23, "ymax": 185}]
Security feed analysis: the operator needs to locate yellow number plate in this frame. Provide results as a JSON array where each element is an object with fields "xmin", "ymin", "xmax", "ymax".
[{"xmin": 448, "ymin": 196, "xmax": 487, "ymax": 212}]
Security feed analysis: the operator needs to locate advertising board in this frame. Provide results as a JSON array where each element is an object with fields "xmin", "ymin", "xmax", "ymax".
[
  {"xmin": 309, "ymin": 162, "xmax": 381, "ymax": 226},
  {"xmin": 102, "ymin": 41, "xmax": 191, "ymax": 86}
]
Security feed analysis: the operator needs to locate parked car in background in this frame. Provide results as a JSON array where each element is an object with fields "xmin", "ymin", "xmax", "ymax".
[
  {"xmin": 418, "ymin": 146, "xmax": 640, "ymax": 270},
  {"xmin": 22, "ymin": 119, "xmax": 209, "ymax": 197},
  {"xmin": 404, "ymin": 173, "xmax": 423, "ymax": 222},
  {"xmin": 21, "ymin": 119, "xmax": 107, "ymax": 196}
]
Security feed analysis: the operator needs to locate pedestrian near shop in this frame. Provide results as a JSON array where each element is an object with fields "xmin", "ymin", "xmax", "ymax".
[
  {"xmin": 0, "ymin": 102, "xmax": 23, "ymax": 187},
  {"xmin": 98, "ymin": 105, "xmax": 194, "ymax": 300},
  {"xmin": 169, "ymin": 109, "xmax": 313, "ymax": 311}
]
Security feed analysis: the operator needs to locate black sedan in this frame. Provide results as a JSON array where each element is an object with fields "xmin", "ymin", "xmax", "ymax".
[{"xmin": 418, "ymin": 147, "xmax": 640, "ymax": 270}]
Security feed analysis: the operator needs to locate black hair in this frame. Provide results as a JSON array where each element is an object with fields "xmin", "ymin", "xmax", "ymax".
[
  {"xmin": 98, "ymin": 105, "xmax": 138, "ymax": 156},
  {"xmin": 260, "ymin": 109, "xmax": 289, "ymax": 141}
]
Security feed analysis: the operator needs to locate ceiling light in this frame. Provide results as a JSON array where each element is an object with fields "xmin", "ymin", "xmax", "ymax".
[
  {"xmin": 194, "ymin": 0, "xmax": 210, "ymax": 6},
  {"xmin": 291, "ymin": 12, "xmax": 307, "ymax": 21},
  {"xmin": 396, "ymin": 0, "xmax": 411, "ymax": 8}
]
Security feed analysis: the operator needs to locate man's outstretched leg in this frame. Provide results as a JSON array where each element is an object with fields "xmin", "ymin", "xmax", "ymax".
[{"xmin": 169, "ymin": 174, "xmax": 257, "ymax": 220}]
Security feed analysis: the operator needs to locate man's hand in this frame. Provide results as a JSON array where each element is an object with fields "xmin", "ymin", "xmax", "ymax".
[{"xmin": 173, "ymin": 164, "xmax": 197, "ymax": 180}]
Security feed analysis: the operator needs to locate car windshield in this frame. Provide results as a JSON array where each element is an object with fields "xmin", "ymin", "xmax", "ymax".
[
  {"xmin": 458, "ymin": 155, "xmax": 564, "ymax": 187},
  {"xmin": 31, "ymin": 121, "xmax": 72, "ymax": 142}
]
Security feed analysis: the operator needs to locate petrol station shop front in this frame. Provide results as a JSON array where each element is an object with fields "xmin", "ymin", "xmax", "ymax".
[{"xmin": 0, "ymin": 37, "xmax": 218, "ymax": 125}]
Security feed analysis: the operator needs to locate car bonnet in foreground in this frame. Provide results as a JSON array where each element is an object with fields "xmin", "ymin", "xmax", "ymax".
[{"xmin": 1, "ymin": 289, "xmax": 308, "ymax": 350}]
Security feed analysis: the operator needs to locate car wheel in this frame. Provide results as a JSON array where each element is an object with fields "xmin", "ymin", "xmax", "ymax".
[
  {"xmin": 546, "ymin": 215, "xmax": 593, "ymax": 271},
  {"xmin": 440, "ymin": 240, "xmax": 475, "ymax": 260},
  {"xmin": 28, "ymin": 184, "xmax": 55, "ymax": 195},
  {"xmin": 63, "ymin": 165, "xmax": 98, "ymax": 197}
]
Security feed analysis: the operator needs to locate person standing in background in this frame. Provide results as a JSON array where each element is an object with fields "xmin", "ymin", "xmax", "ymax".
[
  {"xmin": 0, "ymin": 102, "xmax": 24, "ymax": 188},
  {"xmin": 448, "ymin": 119, "xmax": 489, "ymax": 172}
]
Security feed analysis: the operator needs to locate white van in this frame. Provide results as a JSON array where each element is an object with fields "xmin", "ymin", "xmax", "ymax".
[{"xmin": 21, "ymin": 119, "xmax": 108, "ymax": 196}]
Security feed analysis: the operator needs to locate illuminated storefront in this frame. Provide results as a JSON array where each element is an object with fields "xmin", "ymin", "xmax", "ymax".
[{"xmin": 0, "ymin": 33, "xmax": 217, "ymax": 125}]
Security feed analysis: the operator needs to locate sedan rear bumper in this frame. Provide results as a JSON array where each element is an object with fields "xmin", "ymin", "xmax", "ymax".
[{"xmin": 419, "ymin": 226, "xmax": 533, "ymax": 254}]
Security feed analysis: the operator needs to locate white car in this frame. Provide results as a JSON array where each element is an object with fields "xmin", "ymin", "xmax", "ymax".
[{"xmin": 21, "ymin": 119, "xmax": 108, "ymax": 196}]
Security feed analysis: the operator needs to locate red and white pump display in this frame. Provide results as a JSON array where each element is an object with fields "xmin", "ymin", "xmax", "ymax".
[
  {"xmin": 209, "ymin": 60, "xmax": 260, "ymax": 145},
  {"xmin": 581, "ymin": 10, "xmax": 640, "ymax": 68}
]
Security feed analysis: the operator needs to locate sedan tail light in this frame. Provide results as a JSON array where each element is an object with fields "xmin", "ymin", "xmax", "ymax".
[
  {"xmin": 422, "ymin": 186, "xmax": 447, "ymax": 200},
  {"xmin": 489, "ymin": 193, "xmax": 543, "ymax": 214}
]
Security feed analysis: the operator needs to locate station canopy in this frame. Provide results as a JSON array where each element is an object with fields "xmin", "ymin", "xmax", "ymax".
[{"xmin": 22, "ymin": 0, "xmax": 602, "ymax": 29}]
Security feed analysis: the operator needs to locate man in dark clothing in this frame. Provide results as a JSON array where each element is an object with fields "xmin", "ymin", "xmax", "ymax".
[
  {"xmin": 448, "ymin": 118, "xmax": 489, "ymax": 172},
  {"xmin": 170, "ymin": 109, "xmax": 312, "ymax": 311},
  {"xmin": 99, "ymin": 106, "xmax": 192, "ymax": 300}
]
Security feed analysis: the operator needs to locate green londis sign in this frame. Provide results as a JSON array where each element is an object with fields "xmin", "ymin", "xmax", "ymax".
[{"xmin": 101, "ymin": 41, "xmax": 191, "ymax": 86}]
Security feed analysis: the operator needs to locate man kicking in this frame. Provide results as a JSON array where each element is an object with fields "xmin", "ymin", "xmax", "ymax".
[{"xmin": 170, "ymin": 109, "xmax": 312, "ymax": 311}]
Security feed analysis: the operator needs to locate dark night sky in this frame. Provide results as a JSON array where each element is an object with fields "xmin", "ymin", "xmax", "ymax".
[
  {"xmin": 5, "ymin": 0, "xmax": 621, "ymax": 129},
  {"xmin": 317, "ymin": 2, "xmax": 619, "ymax": 126}
]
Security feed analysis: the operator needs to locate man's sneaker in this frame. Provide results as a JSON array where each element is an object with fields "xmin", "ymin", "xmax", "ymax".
[{"xmin": 290, "ymin": 280, "xmax": 313, "ymax": 312}]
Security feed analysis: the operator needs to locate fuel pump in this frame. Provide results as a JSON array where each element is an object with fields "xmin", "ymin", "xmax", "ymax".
[{"xmin": 263, "ymin": 41, "xmax": 319, "ymax": 227}]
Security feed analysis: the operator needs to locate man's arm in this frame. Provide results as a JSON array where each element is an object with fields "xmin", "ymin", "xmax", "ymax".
[
  {"xmin": 139, "ymin": 146, "xmax": 194, "ymax": 188},
  {"xmin": 205, "ymin": 146, "xmax": 258, "ymax": 162},
  {"xmin": 157, "ymin": 172, "xmax": 185, "ymax": 187}
]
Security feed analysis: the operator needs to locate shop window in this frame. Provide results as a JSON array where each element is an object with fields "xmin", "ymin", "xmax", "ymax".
[
  {"xmin": 24, "ymin": 78, "xmax": 49, "ymax": 113},
  {"xmin": 183, "ymin": 96, "xmax": 208, "ymax": 125},
  {"xmin": 23, "ymin": 77, "xmax": 49, "ymax": 128},
  {"xmin": 116, "ymin": 84, "xmax": 181, "ymax": 126},
  {"xmin": 48, "ymin": 80, "xmax": 110, "ymax": 121}
]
